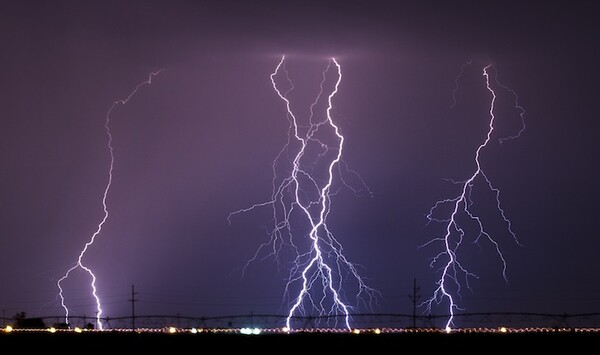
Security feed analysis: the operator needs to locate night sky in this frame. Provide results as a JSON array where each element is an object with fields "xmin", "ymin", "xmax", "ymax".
[{"xmin": 1, "ymin": 0, "xmax": 599, "ymax": 324}]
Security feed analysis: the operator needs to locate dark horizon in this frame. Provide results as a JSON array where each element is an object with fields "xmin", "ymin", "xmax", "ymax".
[{"xmin": 1, "ymin": 0, "xmax": 599, "ymax": 329}]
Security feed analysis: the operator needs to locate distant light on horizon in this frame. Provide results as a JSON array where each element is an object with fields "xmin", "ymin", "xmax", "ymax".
[{"xmin": 240, "ymin": 327, "xmax": 262, "ymax": 335}]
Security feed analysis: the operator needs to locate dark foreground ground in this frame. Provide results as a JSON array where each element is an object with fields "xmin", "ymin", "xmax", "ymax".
[{"xmin": 1, "ymin": 330, "xmax": 599, "ymax": 350}]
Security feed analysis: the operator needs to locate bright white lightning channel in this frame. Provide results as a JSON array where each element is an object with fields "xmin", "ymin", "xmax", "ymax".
[
  {"xmin": 57, "ymin": 70, "xmax": 162, "ymax": 330},
  {"xmin": 229, "ymin": 56, "xmax": 376, "ymax": 330},
  {"xmin": 421, "ymin": 64, "xmax": 525, "ymax": 331}
]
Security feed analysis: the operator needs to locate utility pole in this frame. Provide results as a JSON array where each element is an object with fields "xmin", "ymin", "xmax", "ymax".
[
  {"xmin": 129, "ymin": 285, "xmax": 138, "ymax": 330},
  {"xmin": 408, "ymin": 278, "xmax": 421, "ymax": 328}
]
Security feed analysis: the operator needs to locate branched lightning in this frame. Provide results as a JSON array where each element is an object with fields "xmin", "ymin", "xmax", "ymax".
[
  {"xmin": 450, "ymin": 59, "xmax": 473, "ymax": 109},
  {"xmin": 229, "ymin": 56, "xmax": 376, "ymax": 330},
  {"xmin": 57, "ymin": 70, "xmax": 162, "ymax": 330},
  {"xmin": 421, "ymin": 64, "xmax": 525, "ymax": 331},
  {"xmin": 494, "ymin": 70, "xmax": 526, "ymax": 144}
]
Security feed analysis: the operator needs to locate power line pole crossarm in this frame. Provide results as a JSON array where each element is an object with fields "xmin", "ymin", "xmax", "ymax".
[
  {"xmin": 408, "ymin": 278, "xmax": 421, "ymax": 329},
  {"xmin": 128, "ymin": 284, "xmax": 138, "ymax": 330}
]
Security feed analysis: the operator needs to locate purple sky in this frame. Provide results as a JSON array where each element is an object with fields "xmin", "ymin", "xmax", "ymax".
[{"xmin": 1, "ymin": 0, "xmax": 599, "ymax": 325}]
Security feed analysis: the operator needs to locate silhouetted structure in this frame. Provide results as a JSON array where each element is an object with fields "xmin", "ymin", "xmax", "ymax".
[
  {"xmin": 14, "ymin": 312, "xmax": 46, "ymax": 329},
  {"xmin": 129, "ymin": 284, "xmax": 138, "ymax": 330}
]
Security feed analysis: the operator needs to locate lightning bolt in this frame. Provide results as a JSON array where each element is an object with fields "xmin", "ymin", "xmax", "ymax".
[
  {"xmin": 57, "ymin": 70, "xmax": 162, "ymax": 330},
  {"xmin": 449, "ymin": 59, "xmax": 472, "ymax": 109},
  {"xmin": 229, "ymin": 56, "xmax": 376, "ymax": 330},
  {"xmin": 421, "ymin": 64, "xmax": 525, "ymax": 331}
]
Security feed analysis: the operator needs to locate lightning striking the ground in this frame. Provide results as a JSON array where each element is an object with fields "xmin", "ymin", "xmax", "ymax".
[
  {"xmin": 57, "ymin": 71, "xmax": 162, "ymax": 330},
  {"xmin": 229, "ymin": 56, "xmax": 376, "ymax": 330},
  {"xmin": 421, "ymin": 64, "xmax": 525, "ymax": 331}
]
